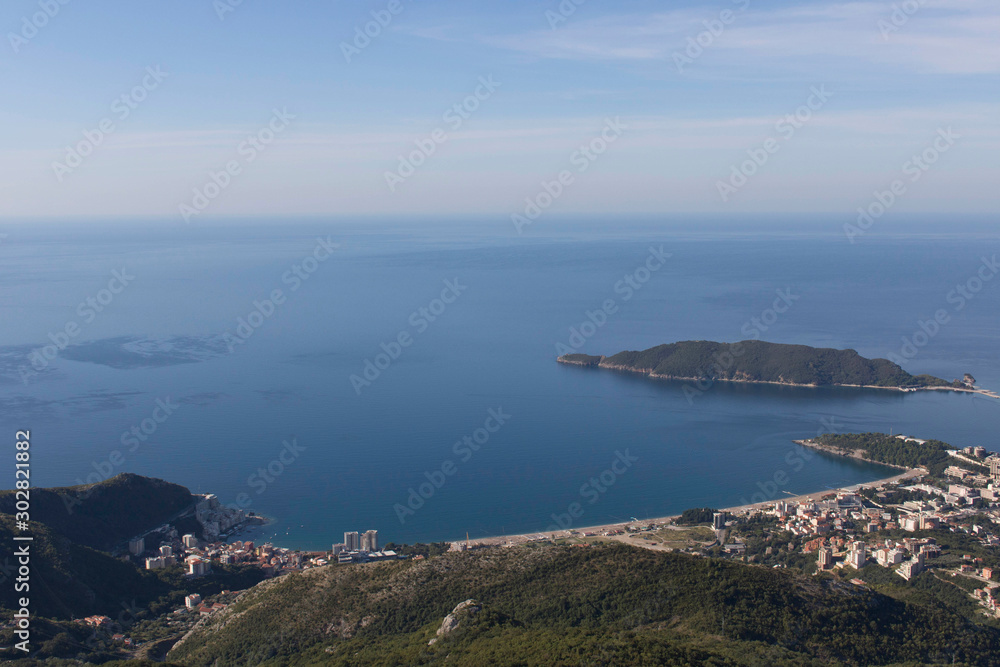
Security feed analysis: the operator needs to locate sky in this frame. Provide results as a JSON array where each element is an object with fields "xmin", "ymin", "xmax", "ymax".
[{"xmin": 1, "ymin": 0, "xmax": 998, "ymax": 220}]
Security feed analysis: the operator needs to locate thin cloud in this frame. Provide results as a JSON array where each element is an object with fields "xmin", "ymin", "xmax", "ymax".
[{"xmin": 447, "ymin": 1, "xmax": 1000, "ymax": 75}]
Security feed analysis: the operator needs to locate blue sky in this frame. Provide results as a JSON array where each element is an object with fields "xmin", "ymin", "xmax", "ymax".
[{"xmin": 1, "ymin": 0, "xmax": 998, "ymax": 219}]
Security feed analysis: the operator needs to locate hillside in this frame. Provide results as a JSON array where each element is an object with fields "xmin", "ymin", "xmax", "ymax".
[
  {"xmin": 560, "ymin": 340, "xmax": 957, "ymax": 388},
  {"xmin": 808, "ymin": 432, "xmax": 989, "ymax": 477},
  {"xmin": 0, "ymin": 472, "xmax": 195, "ymax": 551},
  {"xmin": 169, "ymin": 543, "xmax": 1000, "ymax": 666}
]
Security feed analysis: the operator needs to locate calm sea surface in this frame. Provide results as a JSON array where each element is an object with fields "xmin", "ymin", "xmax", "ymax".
[{"xmin": 1, "ymin": 218, "xmax": 998, "ymax": 549}]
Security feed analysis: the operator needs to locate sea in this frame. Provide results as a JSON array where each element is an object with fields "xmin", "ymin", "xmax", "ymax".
[{"xmin": 1, "ymin": 216, "xmax": 998, "ymax": 550}]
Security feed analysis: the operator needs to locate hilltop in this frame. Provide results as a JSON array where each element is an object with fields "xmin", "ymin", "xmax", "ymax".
[
  {"xmin": 0, "ymin": 474, "xmax": 264, "ymax": 624},
  {"xmin": 559, "ymin": 340, "xmax": 963, "ymax": 389},
  {"xmin": 169, "ymin": 542, "xmax": 1000, "ymax": 666},
  {"xmin": 0, "ymin": 472, "xmax": 195, "ymax": 552}
]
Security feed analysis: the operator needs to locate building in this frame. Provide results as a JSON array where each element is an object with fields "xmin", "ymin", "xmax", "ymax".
[
  {"xmin": 919, "ymin": 515, "xmax": 938, "ymax": 530},
  {"xmin": 128, "ymin": 537, "xmax": 145, "ymax": 556},
  {"xmin": 145, "ymin": 557, "xmax": 165, "ymax": 570},
  {"xmin": 344, "ymin": 531, "xmax": 360, "ymax": 552},
  {"xmin": 876, "ymin": 548, "xmax": 905, "ymax": 567},
  {"xmin": 160, "ymin": 545, "xmax": 173, "ymax": 558},
  {"xmin": 188, "ymin": 557, "xmax": 210, "ymax": 576},
  {"xmin": 712, "ymin": 512, "xmax": 727, "ymax": 530},
  {"xmin": 331, "ymin": 543, "xmax": 345, "ymax": 556},
  {"xmin": 897, "ymin": 552, "xmax": 926, "ymax": 581},
  {"xmin": 847, "ymin": 543, "xmax": 866, "ymax": 569},
  {"xmin": 361, "ymin": 530, "xmax": 379, "ymax": 553},
  {"xmin": 897, "ymin": 559, "xmax": 922, "ymax": 581},
  {"xmin": 989, "ymin": 456, "xmax": 1000, "ymax": 483},
  {"xmin": 183, "ymin": 534, "xmax": 199, "ymax": 549},
  {"xmin": 185, "ymin": 594, "xmax": 202, "ymax": 609},
  {"xmin": 817, "ymin": 547, "xmax": 833, "ymax": 570}
]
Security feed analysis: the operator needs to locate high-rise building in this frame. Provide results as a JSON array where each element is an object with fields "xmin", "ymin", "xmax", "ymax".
[
  {"xmin": 160, "ymin": 545, "xmax": 173, "ymax": 557},
  {"xmin": 344, "ymin": 531, "xmax": 360, "ymax": 551},
  {"xmin": 183, "ymin": 534, "xmax": 198, "ymax": 549},
  {"xmin": 362, "ymin": 530, "xmax": 379, "ymax": 553},
  {"xmin": 128, "ymin": 537, "xmax": 145, "ymax": 556},
  {"xmin": 712, "ymin": 513, "xmax": 726, "ymax": 530},
  {"xmin": 188, "ymin": 557, "xmax": 209, "ymax": 576},
  {"xmin": 817, "ymin": 547, "xmax": 832, "ymax": 570},
  {"xmin": 847, "ymin": 542, "xmax": 866, "ymax": 569},
  {"xmin": 988, "ymin": 456, "xmax": 1000, "ymax": 483}
]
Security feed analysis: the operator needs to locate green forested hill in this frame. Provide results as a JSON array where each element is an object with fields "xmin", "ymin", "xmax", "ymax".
[
  {"xmin": 576, "ymin": 340, "xmax": 955, "ymax": 387},
  {"xmin": 812, "ymin": 432, "xmax": 989, "ymax": 477},
  {"xmin": 0, "ymin": 472, "xmax": 194, "ymax": 551},
  {"xmin": 169, "ymin": 543, "xmax": 1000, "ymax": 666}
]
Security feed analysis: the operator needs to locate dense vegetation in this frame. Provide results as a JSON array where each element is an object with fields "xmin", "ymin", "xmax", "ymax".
[
  {"xmin": 675, "ymin": 507, "xmax": 718, "ymax": 525},
  {"xmin": 0, "ymin": 473, "xmax": 195, "ymax": 551},
  {"xmin": 556, "ymin": 353, "xmax": 603, "ymax": 366},
  {"xmin": 169, "ymin": 543, "xmax": 1000, "ymax": 666},
  {"xmin": 582, "ymin": 340, "xmax": 957, "ymax": 388},
  {"xmin": 813, "ymin": 432, "xmax": 987, "ymax": 477},
  {"xmin": 382, "ymin": 542, "xmax": 451, "ymax": 558}
]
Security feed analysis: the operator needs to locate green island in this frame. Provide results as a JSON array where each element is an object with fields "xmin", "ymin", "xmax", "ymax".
[{"xmin": 558, "ymin": 340, "xmax": 992, "ymax": 393}]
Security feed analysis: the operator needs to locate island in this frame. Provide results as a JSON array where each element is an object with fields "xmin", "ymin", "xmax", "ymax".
[{"xmin": 557, "ymin": 340, "xmax": 999, "ymax": 394}]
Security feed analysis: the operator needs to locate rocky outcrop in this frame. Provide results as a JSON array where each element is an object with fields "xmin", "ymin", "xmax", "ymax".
[{"xmin": 428, "ymin": 599, "xmax": 481, "ymax": 645}]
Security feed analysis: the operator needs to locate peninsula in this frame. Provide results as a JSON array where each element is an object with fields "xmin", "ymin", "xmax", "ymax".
[{"xmin": 557, "ymin": 340, "xmax": 991, "ymax": 393}]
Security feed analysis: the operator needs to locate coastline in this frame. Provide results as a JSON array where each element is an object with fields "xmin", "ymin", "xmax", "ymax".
[
  {"xmin": 453, "ymin": 465, "xmax": 923, "ymax": 549},
  {"xmin": 557, "ymin": 356, "xmax": 999, "ymax": 399}
]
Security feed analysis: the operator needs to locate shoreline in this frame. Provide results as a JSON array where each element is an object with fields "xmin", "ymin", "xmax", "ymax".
[
  {"xmin": 453, "ymin": 466, "xmax": 923, "ymax": 549},
  {"xmin": 556, "ymin": 357, "xmax": 999, "ymax": 399}
]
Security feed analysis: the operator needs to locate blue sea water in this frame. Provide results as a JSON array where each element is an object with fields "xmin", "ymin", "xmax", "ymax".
[{"xmin": 1, "ymin": 217, "xmax": 998, "ymax": 550}]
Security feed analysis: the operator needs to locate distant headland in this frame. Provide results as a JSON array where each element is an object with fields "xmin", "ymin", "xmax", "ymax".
[{"xmin": 557, "ymin": 340, "xmax": 997, "ymax": 396}]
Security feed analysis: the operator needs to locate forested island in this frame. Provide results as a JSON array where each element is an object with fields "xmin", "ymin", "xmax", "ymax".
[{"xmin": 558, "ymin": 340, "xmax": 975, "ymax": 391}]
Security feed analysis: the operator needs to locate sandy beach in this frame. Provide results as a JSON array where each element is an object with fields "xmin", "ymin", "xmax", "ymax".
[{"xmin": 456, "ymin": 466, "xmax": 925, "ymax": 549}]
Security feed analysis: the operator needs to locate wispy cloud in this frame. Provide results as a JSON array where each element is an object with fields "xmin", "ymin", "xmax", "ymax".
[{"xmin": 422, "ymin": 1, "xmax": 1000, "ymax": 75}]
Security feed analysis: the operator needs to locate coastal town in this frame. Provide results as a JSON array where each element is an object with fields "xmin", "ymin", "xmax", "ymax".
[
  {"xmin": 529, "ymin": 439, "xmax": 1000, "ymax": 621},
  {"xmin": 67, "ymin": 436, "xmax": 1000, "ymax": 657}
]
